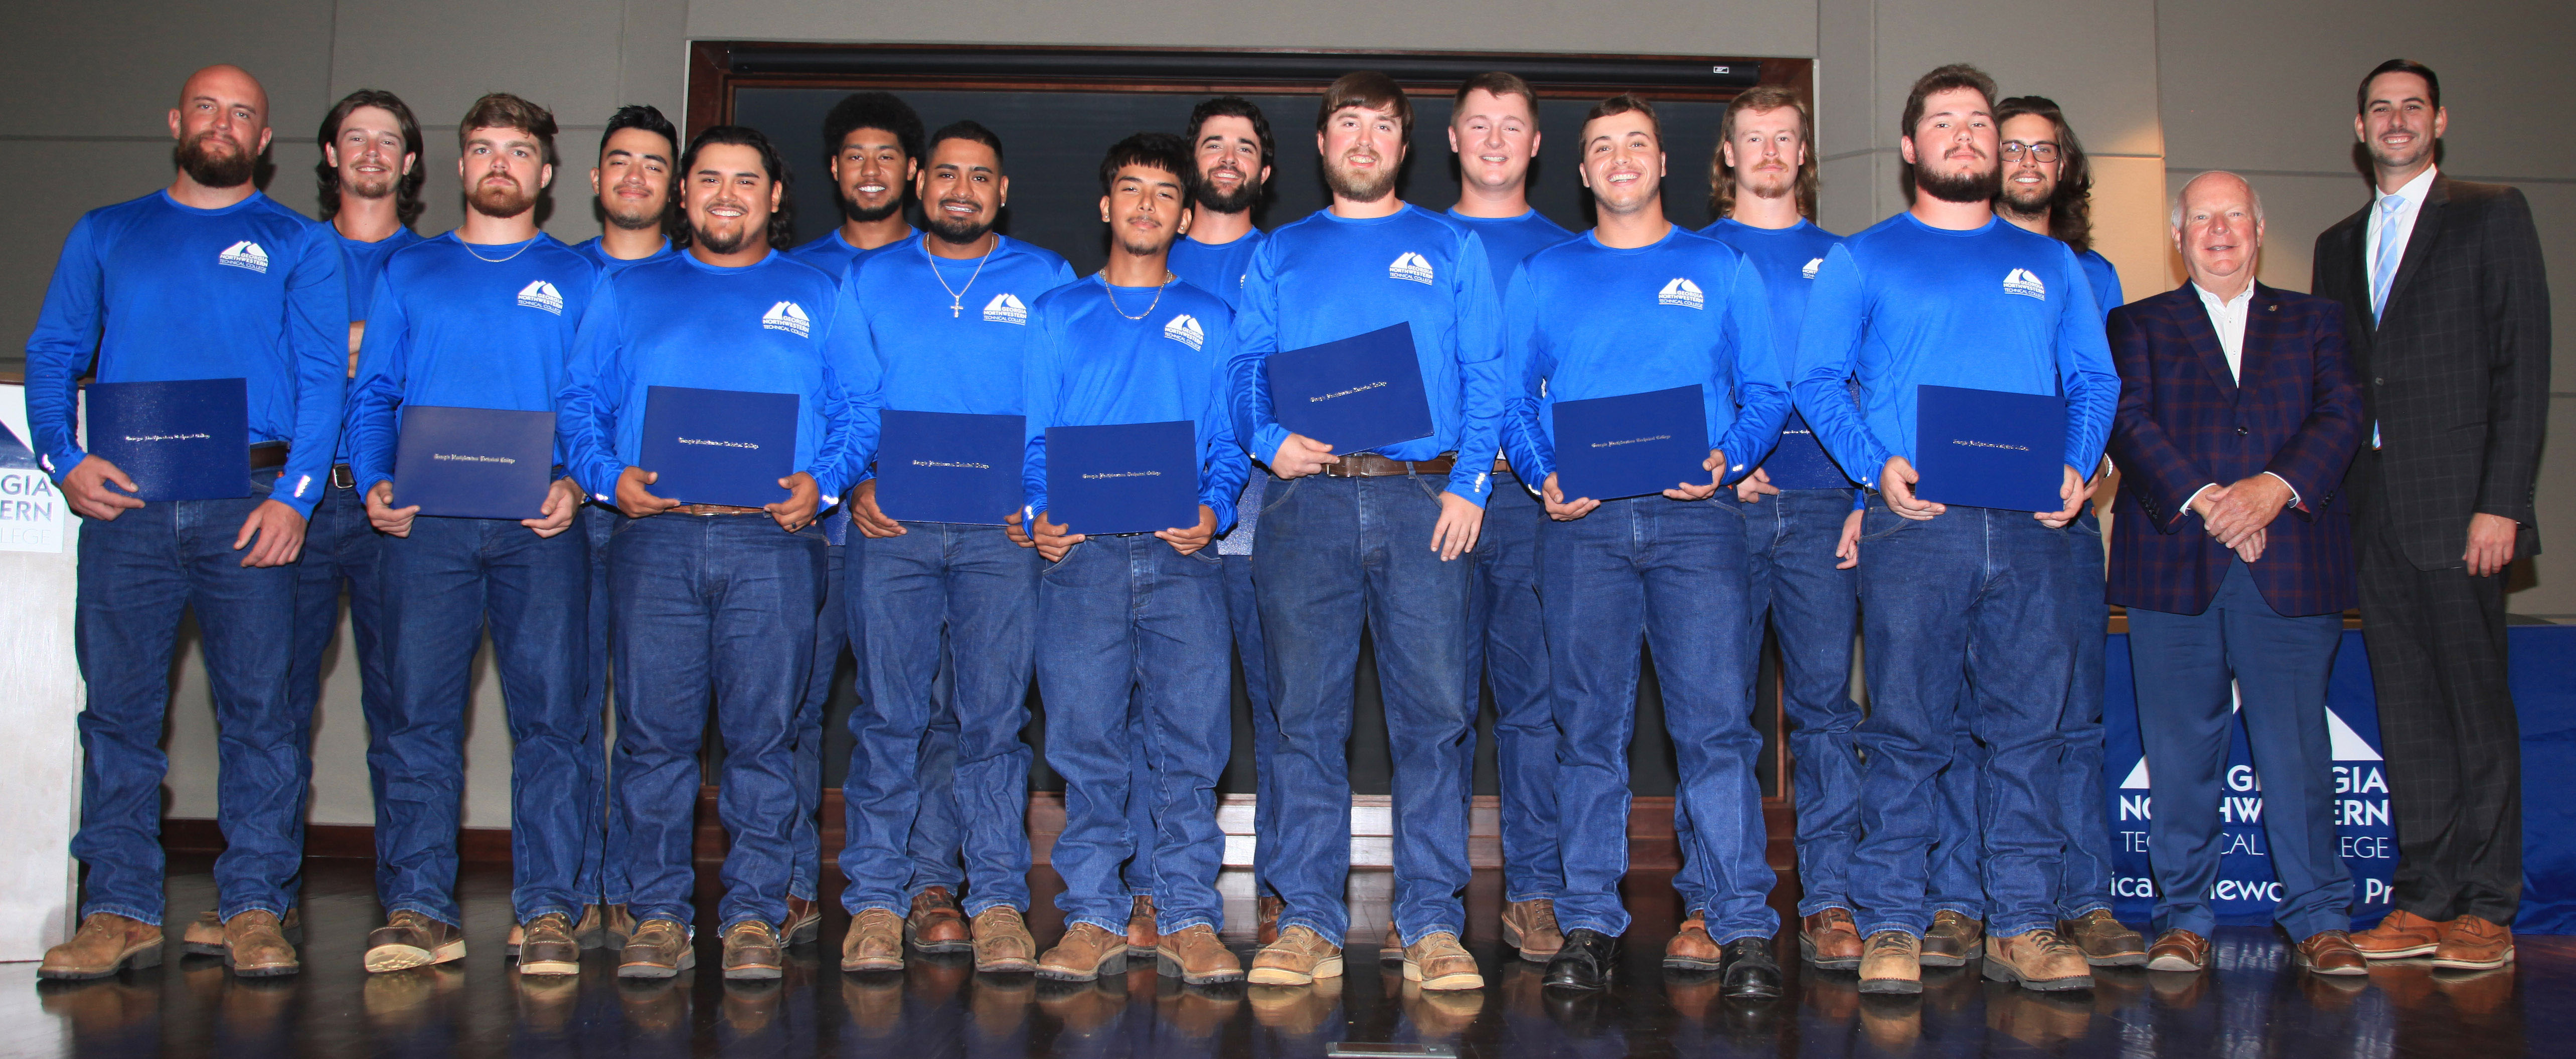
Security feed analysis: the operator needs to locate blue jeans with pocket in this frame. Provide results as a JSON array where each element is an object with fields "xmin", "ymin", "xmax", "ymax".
[
  {"xmin": 580, "ymin": 503, "xmax": 625, "ymax": 908},
  {"xmin": 611, "ymin": 512, "xmax": 823, "ymax": 932},
  {"xmin": 789, "ymin": 541, "xmax": 846, "ymax": 904},
  {"xmin": 2054, "ymin": 510, "xmax": 2116, "ymax": 919},
  {"xmin": 290, "ymin": 479, "xmax": 392, "ymax": 899},
  {"xmin": 1468, "ymin": 470, "xmax": 1559, "ymax": 904},
  {"xmin": 1735, "ymin": 486, "xmax": 1862, "ymax": 917}
]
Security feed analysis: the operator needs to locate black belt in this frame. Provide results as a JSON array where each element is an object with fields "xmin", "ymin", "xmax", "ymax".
[
  {"xmin": 1320, "ymin": 452, "xmax": 1457, "ymax": 478},
  {"xmin": 249, "ymin": 443, "xmax": 289, "ymax": 471}
]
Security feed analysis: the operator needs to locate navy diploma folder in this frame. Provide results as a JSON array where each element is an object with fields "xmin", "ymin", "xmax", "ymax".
[
  {"xmin": 86, "ymin": 378, "xmax": 249, "ymax": 501},
  {"xmin": 1550, "ymin": 385, "xmax": 1709, "ymax": 501},
  {"xmin": 1045, "ymin": 420, "xmax": 1198, "ymax": 537},
  {"xmin": 1911, "ymin": 384, "xmax": 2066, "ymax": 512},
  {"xmin": 1265, "ymin": 322, "xmax": 1434, "ymax": 454},
  {"xmin": 875, "ymin": 410, "xmax": 1024, "ymax": 525},
  {"xmin": 637, "ymin": 386, "xmax": 796, "ymax": 508},
  {"xmin": 392, "ymin": 406, "xmax": 555, "ymax": 519},
  {"xmin": 1757, "ymin": 412, "xmax": 1853, "ymax": 489}
]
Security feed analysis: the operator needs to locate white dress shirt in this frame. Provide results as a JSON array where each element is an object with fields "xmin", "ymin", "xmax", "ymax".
[
  {"xmin": 2365, "ymin": 164, "xmax": 2439, "ymax": 283},
  {"xmin": 2182, "ymin": 279, "xmax": 2299, "ymax": 517}
]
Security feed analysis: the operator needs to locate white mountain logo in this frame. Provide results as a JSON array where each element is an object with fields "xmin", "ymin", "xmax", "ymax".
[
  {"xmin": 2003, "ymin": 267, "xmax": 2048, "ymax": 300},
  {"xmin": 218, "ymin": 241, "xmax": 269, "ymax": 273},
  {"xmin": 761, "ymin": 300, "xmax": 812, "ymax": 337},
  {"xmin": 1657, "ymin": 277, "xmax": 1706, "ymax": 309},
  {"xmin": 983, "ymin": 292, "xmax": 1028, "ymax": 325},
  {"xmin": 1388, "ymin": 252, "xmax": 1435, "ymax": 284},
  {"xmin": 516, "ymin": 279, "xmax": 565, "ymax": 315},
  {"xmin": 1163, "ymin": 314, "xmax": 1205, "ymax": 350},
  {"xmin": 1802, "ymin": 257, "xmax": 1823, "ymax": 279},
  {"xmin": 2119, "ymin": 682, "xmax": 2381, "ymax": 790}
]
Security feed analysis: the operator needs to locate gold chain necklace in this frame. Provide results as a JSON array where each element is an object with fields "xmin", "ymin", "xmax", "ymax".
[
  {"xmin": 930, "ymin": 241, "xmax": 996, "ymax": 317},
  {"xmin": 1102, "ymin": 270, "xmax": 1176, "ymax": 321}
]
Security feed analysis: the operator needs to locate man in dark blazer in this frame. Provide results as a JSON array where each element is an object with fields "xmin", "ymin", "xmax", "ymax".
[
  {"xmin": 2111, "ymin": 170, "xmax": 2366, "ymax": 976},
  {"xmin": 2313, "ymin": 59, "xmax": 2549, "ymax": 972}
]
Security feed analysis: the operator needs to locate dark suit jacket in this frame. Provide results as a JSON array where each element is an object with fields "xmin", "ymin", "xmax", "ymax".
[
  {"xmin": 2313, "ymin": 175, "xmax": 2550, "ymax": 570},
  {"xmin": 2107, "ymin": 283, "xmax": 2362, "ymax": 616}
]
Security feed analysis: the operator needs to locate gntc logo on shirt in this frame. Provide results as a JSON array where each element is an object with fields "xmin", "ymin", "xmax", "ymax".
[
  {"xmin": 1388, "ymin": 252, "xmax": 1435, "ymax": 284},
  {"xmin": 218, "ymin": 241, "xmax": 269, "ymax": 274},
  {"xmin": 1657, "ymin": 277, "xmax": 1706, "ymax": 309},
  {"xmin": 1163, "ymin": 314, "xmax": 1205, "ymax": 351},
  {"xmin": 761, "ymin": 301, "xmax": 812, "ymax": 337},
  {"xmin": 2003, "ymin": 268, "xmax": 2048, "ymax": 300},
  {"xmin": 983, "ymin": 292, "xmax": 1029, "ymax": 325},
  {"xmin": 516, "ymin": 280, "xmax": 565, "ymax": 315},
  {"xmin": 1801, "ymin": 257, "xmax": 1823, "ymax": 279}
]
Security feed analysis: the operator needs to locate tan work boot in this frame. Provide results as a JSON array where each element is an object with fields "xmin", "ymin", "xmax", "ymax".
[
  {"xmin": 1858, "ymin": 930, "xmax": 1922, "ymax": 995},
  {"xmin": 2433, "ymin": 916, "xmax": 2515, "ymax": 971},
  {"xmin": 517, "ymin": 912, "xmax": 582, "ymax": 976},
  {"xmin": 782, "ymin": 897, "xmax": 823, "ymax": 947},
  {"xmin": 722, "ymin": 920, "xmax": 783, "ymax": 980},
  {"xmin": 1379, "ymin": 922, "xmax": 1404, "ymax": 967},
  {"xmin": 38, "ymin": 913, "xmax": 164, "ymax": 981},
  {"xmin": 969, "ymin": 906, "xmax": 1038, "ymax": 973},
  {"xmin": 2059, "ymin": 909, "xmax": 2147, "ymax": 967},
  {"xmin": 1036, "ymin": 922, "xmax": 1128, "ymax": 981},
  {"xmin": 1125, "ymin": 895, "xmax": 1160, "ymax": 957},
  {"xmin": 1157, "ymin": 923, "xmax": 1244, "ymax": 985},
  {"xmin": 183, "ymin": 908, "xmax": 302, "ymax": 956},
  {"xmin": 1255, "ymin": 895, "xmax": 1285, "ymax": 947},
  {"xmin": 1919, "ymin": 911, "xmax": 1983, "ymax": 967},
  {"xmin": 1401, "ymin": 931, "xmax": 1484, "ymax": 991},
  {"xmin": 1499, "ymin": 899, "xmax": 1564, "ymax": 961},
  {"xmin": 1801, "ymin": 908, "xmax": 1864, "ymax": 970},
  {"xmin": 224, "ymin": 909, "xmax": 301, "ymax": 978},
  {"xmin": 2350, "ymin": 908, "xmax": 2446, "ymax": 959},
  {"xmin": 841, "ymin": 907, "xmax": 905, "ymax": 973},
  {"xmin": 1982, "ymin": 928, "xmax": 2094, "ymax": 991},
  {"xmin": 617, "ymin": 918, "xmax": 694, "ymax": 978},
  {"xmin": 1247, "ymin": 924, "xmax": 1344, "ymax": 986},
  {"xmin": 1664, "ymin": 909, "xmax": 1722, "ymax": 971},
  {"xmin": 364, "ymin": 910, "xmax": 463, "ymax": 974},
  {"xmin": 907, "ymin": 886, "xmax": 971, "ymax": 953}
]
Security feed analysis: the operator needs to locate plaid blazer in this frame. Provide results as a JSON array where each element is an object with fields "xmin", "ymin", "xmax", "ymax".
[{"xmin": 2107, "ymin": 283, "xmax": 2362, "ymax": 616}]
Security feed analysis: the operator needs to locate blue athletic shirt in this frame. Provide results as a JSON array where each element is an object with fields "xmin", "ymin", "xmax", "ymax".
[
  {"xmin": 1704, "ymin": 217, "xmax": 1856, "ymax": 489},
  {"xmin": 786, "ymin": 227, "xmax": 917, "ymax": 282},
  {"xmin": 1447, "ymin": 208, "xmax": 1574, "ymax": 298},
  {"xmin": 1501, "ymin": 226, "xmax": 1785, "ymax": 488},
  {"xmin": 823, "ymin": 235, "xmax": 1078, "ymax": 488},
  {"xmin": 1167, "ymin": 230, "xmax": 1266, "ymax": 310},
  {"xmin": 1792, "ymin": 212, "xmax": 2119, "ymax": 482},
  {"xmin": 340, "ymin": 228, "xmax": 424, "ymax": 326},
  {"xmin": 344, "ymin": 233, "xmax": 599, "ymax": 495},
  {"xmin": 1231, "ymin": 203, "xmax": 1506, "ymax": 505},
  {"xmin": 25, "ymin": 190, "xmax": 347, "ymax": 515},
  {"xmin": 1020, "ymin": 275, "xmax": 1248, "ymax": 533},
  {"xmin": 2076, "ymin": 248, "xmax": 2123, "ymax": 323},
  {"xmin": 559, "ymin": 249, "xmax": 860, "ymax": 505},
  {"xmin": 569, "ymin": 235, "xmax": 676, "ymax": 278}
]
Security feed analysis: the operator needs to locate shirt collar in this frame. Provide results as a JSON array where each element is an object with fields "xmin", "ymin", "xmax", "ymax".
[
  {"xmin": 2190, "ymin": 280, "xmax": 2256, "ymax": 312},
  {"xmin": 2382, "ymin": 165, "xmax": 2438, "ymax": 208}
]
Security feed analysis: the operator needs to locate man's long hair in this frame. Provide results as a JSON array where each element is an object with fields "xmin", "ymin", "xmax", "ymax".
[
  {"xmin": 1709, "ymin": 84, "xmax": 1818, "ymax": 221},
  {"xmin": 314, "ymin": 88, "xmax": 424, "ymax": 227},
  {"xmin": 1995, "ymin": 95, "xmax": 2095, "ymax": 255},
  {"xmin": 675, "ymin": 125, "xmax": 795, "ymax": 250}
]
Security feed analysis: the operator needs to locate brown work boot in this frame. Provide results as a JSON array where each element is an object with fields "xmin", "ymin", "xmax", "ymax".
[
  {"xmin": 573, "ymin": 904, "xmax": 607, "ymax": 949},
  {"xmin": 2292, "ymin": 929, "xmax": 2368, "ymax": 975},
  {"xmin": 1858, "ymin": 930, "xmax": 1922, "ymax": 995},
  {"xmin": 2351, "ymin": 908, "xmax": 2447, "ymax": 959},
  {"xmin": 1036, "ymin": 921, "xmax": 1127, "ymax": 981},
  {"xmin": 1379, "ymin": 922, "xmax": 1404, "ymax": 967},
  {"xmin": 722, "ymin": 920, "xmax": 782, "ymax": 980},
  {"xmin": 1255, "ymin": 895, "xmax": 1285, "ymax": 946},
  {"xmin": 1920, "ymin": 911, "xmax": 1983, "ymax": 967},
  {"xmin": 1800, "ymin": 908, "xmax": 1864, "ymax": 970},
  {"xmin": 1157, "ymin": 923, "xmax": 1244, "ymax": 985},
  {"xmin": 183, "ymin": 907, "xmax": 301, "ymax": 956},
  {"xmin": 517, "ymin": 913, "xmax": 582, "ymax": 976},
  {"xmin": 1401, "ymin": 931, "xmax": 1484, "ymax": 991},
  {"xmin": 1125, "ymin": 895, "xmax": 1160, "ymax": 957},
  {"xmin": 38, "ymin": 913, "xmax": 163, "ymax": 981},
  {"xmin": 2432, "ymin": 916, "xmax": 2515, "ymax": 971},
  {"xmin": 907, "ymin": 886, "xmax": 971, "ymax": 953},
  {"xmin": 2145, "ymin": 929, "xmax": 2210, "ymax": 972},
  {"xmin": 224, "ymin": 909, "xmax": 302, "ymax": 978},
  {"xmin": 782, "ymin": 896, "xmax": 822, "ymax": 947},
  {"xmin": 363, "ymin": 911, "xmax": 461, "ymax": 974},
  {"xmin": 2059, "ymin": 910, "xmax": 2147, "ymax": 967},
  {"xmin": 617, "ymin": 918, "xmax": 694, "ymax": 978},
  {"xmin": 841, "ymin": 907, "xmax": 904, "ymax": 973},
  {"xmin": 1982, "ymin": 928, "xmax": 2093, "ymax": 992},
  {"xmin": 969, "ymin": 906, "xmax": 1037, "ymax": 973},
  {"xmin": 601, "ymin": 904, "xmax": 638, "ymax": 949},
  {"xmin": 1664, "ymin": 909, "xmax": 1722, "ymax": 970},
  {"xmin": 1500, "ymin": 899, "xmax": 1564, "ymax": 961},
  {"xmin": 1247, "ymin": 924, "xmax": 1344, "ymax": 986}
]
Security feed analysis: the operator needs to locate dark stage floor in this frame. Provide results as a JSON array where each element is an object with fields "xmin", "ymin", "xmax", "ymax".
[{"xmin": 10, "ymin": 856, "xmax": 2565, "ymax": 1057}]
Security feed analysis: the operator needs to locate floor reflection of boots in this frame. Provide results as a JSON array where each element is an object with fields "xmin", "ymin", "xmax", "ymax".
[
  {"xmin": 36, "ymin": 976, "xmax": 157, "ymax": 1047},
  {"xmin": 1247, "ymin": 974, "xmax": 1341, "ymax": 1039},
  {"xmin": 616, "ymin": 976, "xmax": 690, "ymax": 1036},
  {"xmin": 840, "ymin": 970, "xmax": 905, "ymax": 1037},
  {"xmin": 1397, "ymin": 979, "xmax": 1484, "ymax": 1040},
  {"xmin": 1856, "ymin": 994, "xmax": 1922, "ymax": 1050},
  {"xmin": 2300, "ymin": 970, "xmax": 2369, "ymax": 1009},
  {"xmin": 220, "ymin": 974, "xmax": 300, "ymax": 1046},
  {"xmin": 361, "ymin": 963, "xmax": 462, "ymax": 1029},
  {"xmin": 721, "ymin": 977, "xmax": 783, "ymax": 1034},
  {"xmin": 2367, "ymin": 962, "xmax": 2436, "ymax": 1011},
  {"xmin": 1985, "ymin": 981, "xmax": 2091, "ymax": 1047},
  {"xmin": 2146, "ymin": 968, "xmax": 2210, "ymax": 1009},
  {"xmin": 511, "ymin": 970, "xmax": 581, "ymax": 1035},
  {"xmin": 2431, "ymin": 966, "xmax": 2515, "ymax": 1017},
  {"xmin": 1158, "ymin": 978, "xmax": 1244, "ymax": 1042},
  {"xmin": 970, "ymin": 974, "xmax": 1035, "ymax": 1040},
  {"xmin": 1036, "ymin": 977, "xmax": 1122, "ymax": 1037},
  {"xmin": 1801, "ymin": 965, "xmax": 1860, "ymax": 1023}
]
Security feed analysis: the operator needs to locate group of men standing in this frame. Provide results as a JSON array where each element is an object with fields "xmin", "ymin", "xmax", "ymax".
[{"xmin": 25, "ymin": 53, "xmax": 2543, "ymax": 1006}]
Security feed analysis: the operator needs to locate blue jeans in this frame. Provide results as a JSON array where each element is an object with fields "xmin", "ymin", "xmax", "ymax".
[
  {"xmin": 2055, "ymin": 511, "xmax": 2115, "ymax": 918},
  {"xmin": 1224, "ymin": 552, "xmax": 1279, "ymax": 899},
  {"xmin": 2129, "ymin": 560, "xmax": 2350, "ymax": 939},
  {"xmin": 72, "ymin": 472, "xmax": 302, "ymax": 924},
  {"xmin": 1736, "ymin": 486, "xmax": 1861, "ymax": 917},
  {"xmin": 1253, "ymin": 473, "xmax": 1474, "ymax": 944},
  {"xmin": 580, "ymin": 503, "xmax": 625, "ymax": 907},
  {"xmin": 1542, "ymin": 494, "xmax": 1774, "ymax": 940},
  {"xmin": 1849, "ymin": 499, "xmax": 2078, "ymax": 939},
  {"xmin": 789, "ymin": 542, "xmax": 846, "ymax": 903},
  {"xmin": 375, "ymin": 515, "xmax": 591, "ymax": 925},
  {"xmin": 845, "ymin": 522, "xmax": 1038, "ymax": 916},
  {"xmin": 290, "ymin": 479, "xmax": 391, "ymax": 899},
  {"xmin": 1469, "ymin": 470, "xmax": 1558, "ymax": 904},
  {"xmin": 611, "ymin": 512, "xmax": 823, "ymax": 931},
  {"xmin": 840, "ymin": 537, "xmax": 968, "ymax": 898},
  {"xmin": 1038, "ymin": 535, "xmax": 1232, "ymax": 935},
  {"xmin": 1928, "ymin": 730, "xmax": 1986, "ymax": 920}
]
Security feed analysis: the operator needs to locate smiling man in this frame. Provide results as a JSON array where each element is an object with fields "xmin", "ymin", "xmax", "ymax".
[{"xmin": 791, "ymin": 92, "xmax": 925, "ymax": 274}]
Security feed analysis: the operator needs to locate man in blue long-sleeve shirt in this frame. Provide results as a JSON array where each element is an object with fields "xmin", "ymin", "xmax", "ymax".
[
  {"xmin": 1791, "ymin": 65, "xmax": 2119, "ymax": 996},
  {"xmin": 1503, "ymin": 94, "xmax": 1786, "ymax": 997},
  {"xmin": 1022, "ymin": 133, "xmax": 1249, "ymax": 986},
  {"xmin": 32, "ymin": 65, "xmax": 343, "ymax": 981},
  {"xmin": 1230, "ymin": 72, "xmax": 1504, "ymax": 992},
  {"xmin": 558, "ymin": 125, "xmax": 858, "ymax": 982}
]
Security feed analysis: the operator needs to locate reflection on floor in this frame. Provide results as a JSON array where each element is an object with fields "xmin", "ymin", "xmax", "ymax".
[{"xmin": 9, "ymin": 856, "xmax": 2564, "ymax": 1057}]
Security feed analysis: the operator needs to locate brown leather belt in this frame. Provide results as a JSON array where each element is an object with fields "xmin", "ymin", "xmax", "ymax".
[
  {"xmin": 249, "ymin": 444, "xmax": 289, "ymax": 471},
  {"xmin": 1321, "ymin": 452, "xmax": 1457, "ymax": 478},
  {"xmin": 674, "ymin": 503, "xmax": 764, "ymax": 515},
  {"xmin": 1494, "ymin": 456, "xmax": 1513, "ymax": 476}
]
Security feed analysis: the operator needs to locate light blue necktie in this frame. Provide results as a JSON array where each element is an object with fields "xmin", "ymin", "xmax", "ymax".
[{"xmin": 2369, "ymin": 194, "xmax": 2406, "ymax": 323}]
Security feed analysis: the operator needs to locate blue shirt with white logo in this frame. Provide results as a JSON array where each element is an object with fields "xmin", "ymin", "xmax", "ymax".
[
  {"xmin": 1705, "ymin": 217, "xmax": 1853, "ymax": 488},
  {"xmin": 340, "ymin": 228, "xmax": 425, "ymax": 326},
  {"xmin": 1232, "ymin": 203, "xmax": 1507, "ymax": 504},
  {"xmin": 560, "ymin": 249, "xmax": 860, "ymax": 503},
  {"xmin": 1020, "ymin": 275, "xmax": 1248, "ymax": 533},
  {"xmin": 2076, "ymin": 247, "xmax": 2123, "ymax": 324},
  {"xmin": 1447, "ymin": 208, "xmax": 1574, "ymax": 297},
  {"xmin": 1793, "ymin": 212, "xmax": 2118, "ymax": 477},
  {"xmin": 787, "ymin": 227, "xmax": 918, "ymax": 283},
  {"xmin": 24, "ymin": 190, "xmax": 348, "ymax": 515},
  {"xmin": 569, "ymin": 235, "xmax": 676, "ymax": 278},
  {"xmin": 1167, "ymin": 230, "xmax": 1266, "ymax": 310},
  {"xmin": 344, "ymin": 233, "xmax": 599, "ymax": 495},
  {"xmin": 823, "ymin": 235, "xmax": 1078, "ymax": 484},
  {"xmin": 1501, "ymin": 226, "xmax": 1784, "ymax": 486}
]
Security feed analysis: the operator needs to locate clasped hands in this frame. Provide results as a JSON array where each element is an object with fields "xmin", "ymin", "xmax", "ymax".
[{"xmin": 2190, "ymin": 473, "xmax": 2291, "ymax": 563}]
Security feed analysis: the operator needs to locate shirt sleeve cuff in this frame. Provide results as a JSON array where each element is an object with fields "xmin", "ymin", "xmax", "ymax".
[{"xmin": 2262, "ymin": 471, "xmax": 2303, "ymax": 508}]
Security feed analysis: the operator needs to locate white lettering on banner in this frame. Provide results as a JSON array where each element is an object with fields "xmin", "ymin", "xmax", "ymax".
[
  {"xmin": 2114, "ymin": 875, "xmax": 2157, "ymax": 898},
  {"xmin": 2340, "ymin": 798, "xmax": 2390, "ymax": 827},
  {"xmin": 0, "ymin": 468, "xmax": 64, "ymax": 554},
  {"xmin": 2226, "ymin": 764, "xmax": 2262, "ymax": 792},
  {"xmin": 2341, "ymin": 835, "xmax": 2394, "ymax": 859},
  {"xmin": 2220, "ymin": 796, "xmax": 2263, "ymax": 824},
  {"xmin": 2365, "ymin": 878, "xmax": 2392, "ymax": 905},
  {"xmin": 2121, "ymin": 829, "xmax": 2150, "ymax": 853},
  {"xmin": 2219, "ymin": 831, "xmax": 2267, "ymax": 857},
  {"xmin": 2211, "ymin": 879, "xmax": 2286, "ymax": 903},
  {"xmin": 2119, "ymin": 795, "xmax": 2151, "ymax": 821}
]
